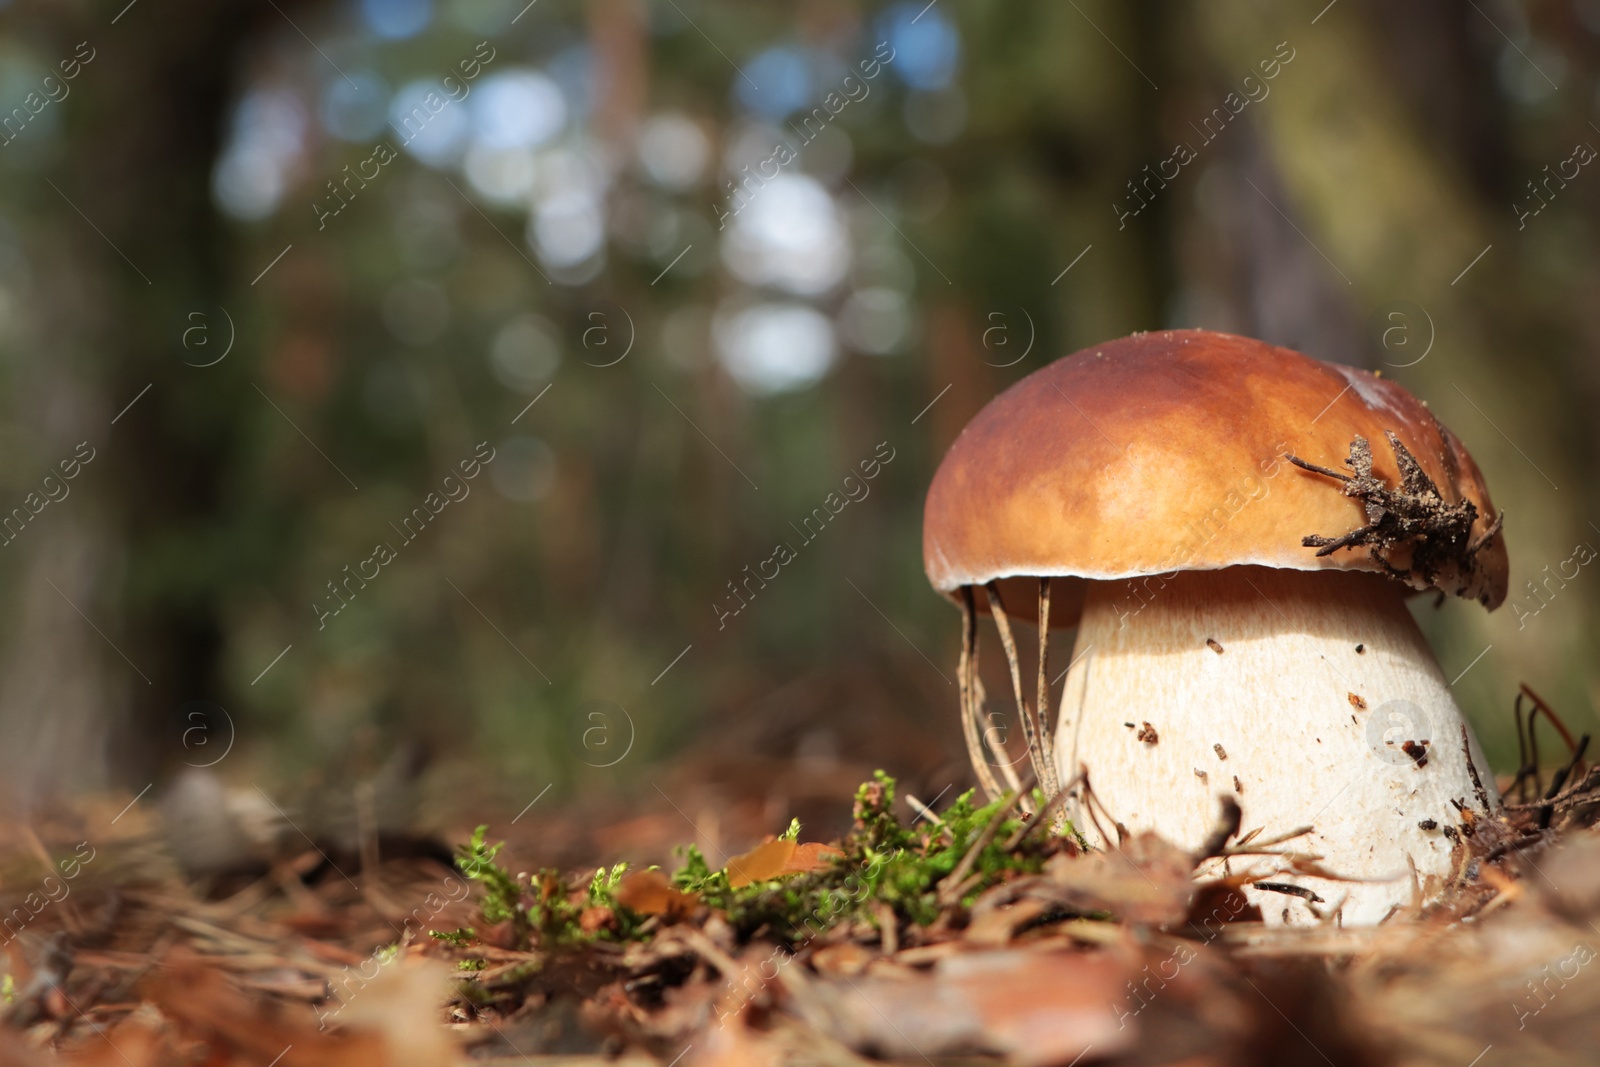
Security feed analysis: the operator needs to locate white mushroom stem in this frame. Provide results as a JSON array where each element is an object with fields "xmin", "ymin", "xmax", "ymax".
[{"xmin": 1054, "ymin": 566, "xmax": 1498, "ymax": 925}]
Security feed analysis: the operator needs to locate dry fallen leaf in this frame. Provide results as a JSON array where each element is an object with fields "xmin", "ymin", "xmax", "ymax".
[
  {"xmin": 50, "ymin": 1007, "xmax": 181, "ymax": 1067},
  {"xmin": 810, "ymin": 942, "xmax": 874, "ymax": 977},
  {"xmin": 789, "ymin": 947, "xmax": 1135, "ymax": 1066},
  {"xmin": 785, "ymin": 842, "xmax": 845, "ymax": 874},
  {"xmin": 338, "ymin": 957, "xmax": 465, "ymax": 1067},
  {"xmin": 1042, "ymin": 831, "xmax": 1198, "ymax": 927},
  {"xmin": 726, "ymin": 839, "xmax": 843, "ymax": 887},
  {"xmin": 727, "ymin": 840, "xmax": 796, "ymax": 887},
  {"xmin": 129, "ymin": 946, "xmax": 465, "ymax": 1067},
  {"xmin": 138, "ymin": 947, "xmax": 388, "ymax": 1067},
  {"xmin": 688, "ymin": 1018, "xmax": 784, "ymax": 1067},
  {"xmin": 615, "ymin": 869, "xmax": 698, "ymax": 918}
]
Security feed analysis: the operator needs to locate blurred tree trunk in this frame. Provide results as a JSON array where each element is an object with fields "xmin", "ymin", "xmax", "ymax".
[
  {"xmin": 0, "ymin": 1, "xmax": 278, "ymax": 802},
  {"xmin": 1193, "ymin": 0, "xmax": 1590, "ymax": 743}
]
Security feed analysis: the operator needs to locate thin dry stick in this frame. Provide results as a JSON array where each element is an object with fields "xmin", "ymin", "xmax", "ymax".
[
  {"xmin": 969, "ymin": 592, "xmax": 1023, "ymax": 796},
  {"xmin": 985, "ymin": 582, "xmax": 1052, "ymax": 805},
  {"xmin": 1001, "ymin": 769, "xmax": 1082, "ymax": 851},
  {"xmin": 959, "ymin": 586, "xmax": 1005, "ymax": 802},
  {"xmin": 1035, "ymin": 578, "xmax": 1060, "ymax": 797},
  {"xmin": 1522, "ymin": 682, "xmax": 1582, "ymax": 799},
  {"xmin": 1538, "ymin": 733, "xmax": 1591, "ymax": 829},
  {"xmin": 1528, "ymin": 696, "xmax": 1542, "ymax": 799},
  {"xmin": 1218, "ymin": 825, "xmax": 1315, "ymax": 855},
  {"xmin": 1512, "ymin": 692, "xmax": 1533, "ymax": 803},
  {"xmin": 1078, "ymin": 767, "xmax": 1119, "ymax": 848},
  {"xmin": 981, "ymin": 673, "xmax": 1026, "ymax": 795},
  {"xmin": 1544, "ymin": 734, "xmax": 1591, "ymax": 801},
  {"xmin": 1523, "ymin": 682, "xmax": 1579, "ymax": 752},
  {"xmin": 939, "ymin": 788, "xmax": 1023, "ymax": 904}
]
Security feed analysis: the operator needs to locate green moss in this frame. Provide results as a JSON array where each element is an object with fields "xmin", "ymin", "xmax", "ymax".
[
  {"xmin": 675, "ymin": 771, "xmax": 1064, "ymax": 938},
  {"xmin": 456, "ymin": 826, "xmax": 521, "ymax": 928},
  {"xmin": 452, "ymin": 772, "xmax": 1075, "ymax": 955}
]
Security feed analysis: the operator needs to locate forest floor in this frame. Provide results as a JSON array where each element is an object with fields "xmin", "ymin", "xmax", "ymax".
[{"xmin": 2, "ymin": 762, "xmax": 1600, "ymax": 1067}]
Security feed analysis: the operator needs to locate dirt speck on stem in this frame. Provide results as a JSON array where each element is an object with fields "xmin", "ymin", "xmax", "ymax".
[{"xmin": 1402, "ymin": 739, "xmax": 1431, "ymax": 768}]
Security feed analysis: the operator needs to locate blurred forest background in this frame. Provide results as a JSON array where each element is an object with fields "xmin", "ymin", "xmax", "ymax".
[{"xmin": 0, "ymin": 0, "xmax": 1594, "ymax": 863}]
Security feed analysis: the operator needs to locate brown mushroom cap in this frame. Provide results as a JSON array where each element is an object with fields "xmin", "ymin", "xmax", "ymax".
[{"xmin": 923, "ymin": 329, "xmax": 1507, "ymax": 626}]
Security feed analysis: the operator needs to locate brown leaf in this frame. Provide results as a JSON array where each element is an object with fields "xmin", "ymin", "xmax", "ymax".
[
  {"xmin": 791, "ymin": 948, "xmax": 1134, "ymax": 1065},
  {"xmin": 688, "ymin": 1018, "xmax": 785, "ymax": 1067},
  {"xmin": 479, "ymin": 919, "xmax": 521, "ymax": 949},
  {"xmin": 336, "ymin": 956, "xmax": 465, "ymax": 1066},
  {"xmin": 537, "ymin": 871, "xmax": 561, "ymax": 902},
  {"xmin": 615, "ymin": 869, "xmax": 697, "ymax": 918},
  {"xmin": 726, "ymin": 839, "xmax": 796, "ymax": 887},
  {"xmin": 579, "ymin": 905, "xmax": 616, "ymax": 934},
  {"xmin": 1043, "ymin": 832, "xmax": 1198, "ymax": 927},
  {"xmin": 138, "ymin": 947, "xmax": 390, "ymax": 1066},
  {"xmin": 784, "ymin": 842, "xmax": 844, "ymax": 874},
  {"xmin": 726, "ymin": 839, "xmax": 843, "ymax": 887},
  {"xmin": 965, "ymin": 898, "xmax": 1051, "ymax": 947},
  {"xmin": 54, "ymin": 1009, "xmax": 180, "ymax": 1067},
  {"xmin": 810, "ymin": 942, "xmax": 874, "ymax": 977}
]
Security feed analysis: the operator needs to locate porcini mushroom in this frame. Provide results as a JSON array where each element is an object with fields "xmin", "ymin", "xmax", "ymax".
[{"xmin": 923, "ymin": 330, "xmax": 1507, "ymax": 924}]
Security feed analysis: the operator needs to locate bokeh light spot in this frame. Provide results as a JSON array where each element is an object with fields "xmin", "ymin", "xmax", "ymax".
[{"xmin": 714, "ymin": 301, "xmax": 837, "ymax": 395}]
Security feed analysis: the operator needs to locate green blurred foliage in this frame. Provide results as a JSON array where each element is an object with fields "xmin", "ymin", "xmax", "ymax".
[{"xmin": 0, "ymin": 0, "xmax": 1593, "ymax": 826}]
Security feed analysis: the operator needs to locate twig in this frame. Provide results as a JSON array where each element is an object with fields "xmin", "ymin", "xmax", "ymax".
[
  {"xmin": 1002, "ymin": 770, "xmax": 1082, "ymax": 852},
  {"xmin": 939, "ymin": 790, "xmax": 1023, "ymax": 905},
  {"xmin": 987, "ymin": 674, "xmax": 1027, "ymax": 796},
  {"xmin": 679, "ymin": 928, "xmax": 747, "ymax": 982},
  {"xmin": 1218, "ymin": 824, "xmax": 1317, "ymax": 856},
  {"xmin": 985, "ymin": 582, "xmax": 1055, "ymax": 806},
  {"xmin": 1550, "ymin": 739, "xmax": 1594, "ymax": 802},
  {"xmin": 1539, "ymin": 733, "xmax": 1591, "ymax": 829},
  {"xmin": 1525, "ymin": 692, "xmax": 1542, "ymax": 800},
  {"xmin": 1036, "ymin": 577, "xmax": 1058, "ymax": 793},
  {"xmin": 1506, "ymin": 684, "xmax": 1582, "ymax": 807},
  {"xmin": 1523, "ymin": 683, "xmax": 1578, "ymax": 754},
  {"xmin": 874, "ymin": 902, "xmax": 898, "ymax": 956},
  {"xmin": 1079, "ymin": 768, "xmax": 1120, "ymax": 847},
  {"xmin": 904, "ymin": 794, "xmax": 945, "ymax": 826},
  {"xmin": 1462, "ymin": 724, "xmax": 1493, "ymax": 816},
  {"xmin": 1222, "ymin": 847, "xmax": 1327, "ymax": 861},
  {"xmin": 1253, "ymin": 881, "xmax": 1325, "ymax": 904},
  {"xmin": 958, "ymin": 586, "xmax": 1005, "ymax": 802},
  {"xmin": 1283, "ymin": 453, "xmax": 1350, "ymax": 482},
  {"xmin": 1512, "ymin": 690, "xmax": 1533, "ymax": 803}
]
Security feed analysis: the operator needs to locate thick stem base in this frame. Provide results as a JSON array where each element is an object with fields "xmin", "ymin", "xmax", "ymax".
[{"xmin": 1056, "ymin": 566, "xmax": 1496, "ymax": 925}]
